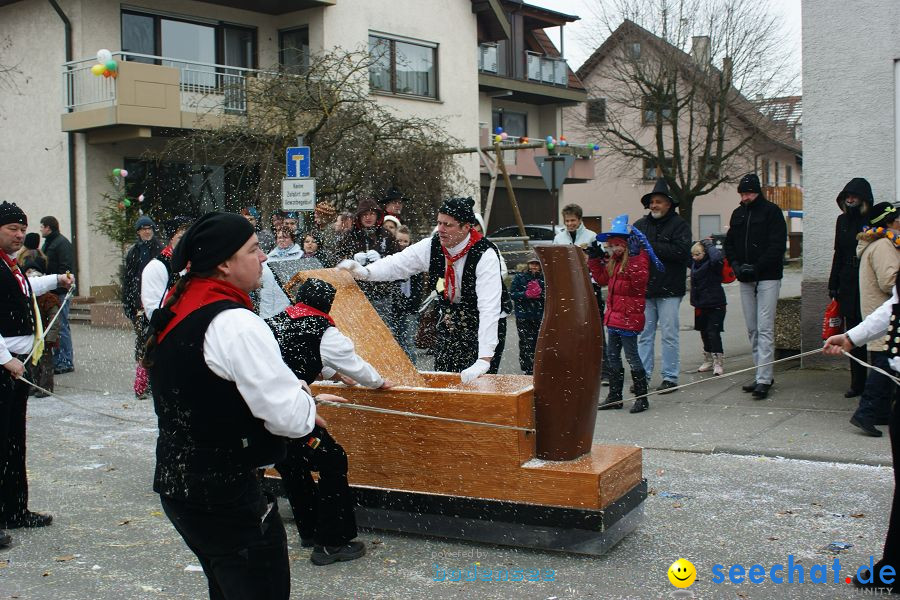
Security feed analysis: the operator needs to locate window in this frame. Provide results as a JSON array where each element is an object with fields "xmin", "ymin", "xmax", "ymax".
[
  {"xmin": 280, "ymin": 27, "xmax": 309, "ymax": 74},
  {"xmin": 368, "ymin": 34, "xmax": 437, "ymax": 99},
  {"xmin": 760, "ymin": 160, "xmax": 770, "ymax": 185},
  {"xmin": 491, "ymin": 109, "xmax": 527, "ymax": 138},
  {"xmin": 628, "ymin": 42, "xmax": 642, "ymax": 60},
  {"xmin": 774, "ymin": 161, "xmax": 780, "ymax": 185},
  {"xmin": 586, "ymin": 98, "xmax": 606, "ymax": 125},
  {"xmin": 121, "ymin": 10, "xmax": 256, "ymax": 79},
  {"xmin": 785, "ymin": 165, "xmax": 793, "ymax": 185},
  {"xmin": 642, "ymin": 96, "xmax": 673, "ymax": 124},
  {"xmin": 698, "ymin": 215, "xmax": 721, "ymax": 239},
  {"xmin": 643, "ymin": 157, "xmax": 674, "ymax": 180}
]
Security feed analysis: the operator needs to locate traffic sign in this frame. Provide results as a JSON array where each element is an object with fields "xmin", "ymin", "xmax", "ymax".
[
  {"xmin": 534, "ymin": 155, "xmax": 575, "ymax": 192},
  {"xmin": 286, "ymin": 146, "xmax": 310, "ymax": 178},
  {"xmin": 282, "ymin": 178, "xmax": 316, "ymax": 211}
]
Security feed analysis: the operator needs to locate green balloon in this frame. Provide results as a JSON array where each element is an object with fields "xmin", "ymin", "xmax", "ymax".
[
  {"xmin": 105, "ymin": 60, "xmax": 117, "ymax": 71},
  {"xmin": 123, "ymin": 198, "xmax": 132, "ymax": 207},
  {"xmin": 547, "ymin": 143, "xmax": 555, "ymax": 151},
  {"xmin": 112, "ymin": 168, "xmax": 121, "ymax": 176}
]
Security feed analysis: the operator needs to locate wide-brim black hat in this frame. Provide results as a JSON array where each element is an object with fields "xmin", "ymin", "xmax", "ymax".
[
  {"xmin": 381, "ymin": 186, "xmax": 407, "ymax": 206},
  {"xmin": 641, "ymin": 177, "xmax": 675, "ymax": 208}
]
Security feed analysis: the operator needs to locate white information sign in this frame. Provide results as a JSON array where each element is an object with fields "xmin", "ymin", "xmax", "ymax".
[{"xmin": 281, "ymin": 178, "xmax": 316, "ymax": 211}]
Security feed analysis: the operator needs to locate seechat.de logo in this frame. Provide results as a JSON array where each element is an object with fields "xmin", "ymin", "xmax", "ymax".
[{"xmin": 668, "ymin": 558, "xmax": 697, "ymax": 588}]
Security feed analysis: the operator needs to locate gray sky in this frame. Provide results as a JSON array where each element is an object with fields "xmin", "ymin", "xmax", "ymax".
[{"xmin": 527, "ymin": 0, "xmax": 802, "ymax": 88}]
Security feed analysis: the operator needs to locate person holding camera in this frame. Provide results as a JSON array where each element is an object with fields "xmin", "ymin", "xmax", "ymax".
[{"xmin": 724, "ymin": 173, "xmax": 787, "ymax": 399}]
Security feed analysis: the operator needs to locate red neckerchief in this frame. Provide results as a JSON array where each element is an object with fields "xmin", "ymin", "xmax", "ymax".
[
  {"xmin": 160, "ymin": 245, "xmax": 173, "ymax": 258},
  {"xmin": 2, "ymin": 252, "xmax": 27, "ymax": 295},
  {"xmin": 440, "ymin": 230, "xmax": 482, "ymax": 301},
  {"xmin": 157, "ymin": 277, "xmax": 252, "ymax": 343},
  {"xmin": 285, "ymin": 302, "xmax": 335, "ymax": 325}
]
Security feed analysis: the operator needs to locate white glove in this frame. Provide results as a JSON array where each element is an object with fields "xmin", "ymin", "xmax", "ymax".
[
  {"xmin": 353, "ymin": 252, "xmax": 369, "ymax": 265},
  {"xmin": 365, "ymin": 249, "xmax": 381, "ymax": 263},
  {"xmin": 460, "ymin": 359, "xmax": 491, "ymax": 384},
  {"xmin": 336, "ymin": 259, "xmax": 370, "ymax": 280}
]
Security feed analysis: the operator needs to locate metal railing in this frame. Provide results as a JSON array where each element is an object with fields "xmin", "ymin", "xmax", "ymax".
[
  {"xmin": 62, "ymin": 51, "xmax": 265, "ymax": 114},
  {"xmin": 525, "ymin": 51, "xmax": 567, "ymax": 86}
]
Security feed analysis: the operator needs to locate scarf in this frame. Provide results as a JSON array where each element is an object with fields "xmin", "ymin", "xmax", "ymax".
[
  {"xmin": 161, "ymin": 244, "xmax": 173, "ymax": 259},
  {"xmin": 285, "ymin": 302, "xmax": 335, "ymax": 325},
  {"xmin": 155, "ymin": 277, "xmax": 252, "ymax": 343},
  {"xmin": 861, "ymin": 226, "xmax": 900, "ymax": 250},
  {"xmin": 3, "ymin": 252, "xmax": 43, "ymax": 364},
  {"xmin": 440, "ymin": 230, "xmax": 482, "ymax": 301},
  {"xmin": 2, "ymin": 252, "xmax": 26, "ymax": 295}
]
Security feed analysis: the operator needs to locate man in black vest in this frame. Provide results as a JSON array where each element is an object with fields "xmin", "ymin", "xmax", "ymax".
[
  {"xmin": 338, "ymin": 197, "xmax": 510, "ymax": 382},
  {"xmin": 0, "ymin": 202, "xmax": 74, "ymax": 545},
  {"xmin": 143, "ymin": 212, "xmax": 346, "ymax": 600},
  {"xmin": 266, "ymin": 278, "xmax": 392, "ymax": 565}
]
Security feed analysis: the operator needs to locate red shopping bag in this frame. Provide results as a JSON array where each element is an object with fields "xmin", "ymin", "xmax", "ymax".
[
  {"xmin": 822, "ymin": 299, "xmax": 842, "ymax": 339},
  {"xmin": 720, "ymin": 257, "xmax": 736, "ymax": 284}
]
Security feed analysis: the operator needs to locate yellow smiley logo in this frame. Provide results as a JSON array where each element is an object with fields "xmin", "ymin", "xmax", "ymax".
[{"xmin": 668, "ymin": 558, "xmax": 697, "ymax": 588}]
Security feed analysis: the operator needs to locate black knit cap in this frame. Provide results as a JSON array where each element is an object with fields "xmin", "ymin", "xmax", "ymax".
[
  {"xmin": 439, "ymin": 197, "xmax": 477, "ymax": 225},
  {"xmin": 0, "ymin": 201, "xmax": 27, "ymax": 227},
  {"xmin": 737, "ymin": 173, "xmax": 762, "ymax": 194},
  {"xmin": 171, "ymin": 211, "xmax": 255, "ymax": 273},
  {"xmin": 294, "ymin": 278, "xmax": 336, "ymax": 314},
  {"xmin": 23, "ymin": 232, "xmax": 40, "ymax": 250}
]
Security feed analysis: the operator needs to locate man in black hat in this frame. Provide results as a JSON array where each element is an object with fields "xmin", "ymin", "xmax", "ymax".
[
  {"xmin": 724, "ymin": 173, "xmax": 787, "ymax": 399},
  {"xmin": 266, "ymin": 278, "xmax": 392, "ymax": 565},
  {"xmin": 338, "ymin": 197, "xmax": 511, "ymax": 383},
  {"xmin": 380, "ymin": 187, "xmax": 406, "ymax": 222},
  {"xmin": 633, "ymin": 178, "xmax": 692, "ymax": 394},
  {"xmin": 141, "ymin": 216, "xmax": 191, "ymax": 319},
  {"xmin": 142, "ymin": 211, "xmax": 346, "ymax": 600},
  {"xmin": 0, "ymin": 202, "xmax": 75, "ymax": 546}
]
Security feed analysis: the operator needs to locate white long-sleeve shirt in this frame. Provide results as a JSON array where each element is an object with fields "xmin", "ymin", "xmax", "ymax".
[
  {"xmin": 258, "ymin": 262, "xmax": 290, "ymax": 320},
  {"xmin": 0, "ymin": 267, "xmax": 60, "ymax": 365},
  {"xmin": 363, "ymin": 234, "xmax": 505, "ymax": 358},
  {"xmin": 846, "ymin": 287, "xmax": 900, "ymax": 372},
  {"xmin": 318, "ymin": 327, "xmax": 383, "ymax": 387},
  {"xmin": 203, "ymin": 308, "xmax": 316, "ymax": 438},
  {"xmin": 141, "ymin": 259, "xmax": 170, "ymax": 319}
]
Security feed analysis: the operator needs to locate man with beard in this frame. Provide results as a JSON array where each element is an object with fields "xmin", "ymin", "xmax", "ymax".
[{"xmin": 338, "ymin": 197, "xmax": 510, "ymax": 383}]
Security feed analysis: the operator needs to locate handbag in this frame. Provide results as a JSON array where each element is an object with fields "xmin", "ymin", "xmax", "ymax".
[
  {"xmin": 822, "ymin": 299, "xmax": 842, "ymax": 339},
  {"xmin": 415, "ymin": 291, "xmax": 439, "ymax": 350}
]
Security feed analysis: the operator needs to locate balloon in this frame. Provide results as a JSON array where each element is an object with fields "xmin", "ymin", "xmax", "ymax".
[
  {"xmin": 495, "ymin": 126, "xmax": 503, "ymax": 134},
  {"xmin": 111, "ymin": 71, "xmax": 118, "ymax": 79},
  {"xmin": 123, "ymin": 199, "xmax": 132, "ymax": 208},
  {"xmin": 560, "ymin": 140, "xmax": 568, "ymax": 147},
  {"xmin": 546, "ymin": 136, "xmax": 553, "ymax": 143},
  {"xmin": 521, "ymin": 137, "xmax": 529, "ymax": 144},
  {"xmin": 559, "ymin": 135, "xmax": 567, "ymax": 141},
  {"xmin": 593, "ymin": 144, "xmax": 600, "ymax": 151},
  {"xmin": 494, "ymin": 134, "xmax": 502, "ymax": 143},
  {"xmin": 118, "ymin": 202, "xmax": 124, "ymax": 209},
  {"xmin": 91, "ymin": 64, "xmax": 105, "ymax": 77},
  {"xmin": 547, "ymin": 142, "xmax": 555, "ymax": 150},
  {"xmin": 112, "ymin": 168, "xmax": 121, "ymax": 176},
  {"xmin": 500, "ymin": 132, "xmax": 508, "ymax": 140},
  {"xmin": 138, "ymin": 194, "xmax": 145, "ymax": 203},
  {"xmin": 105, "ymin": 60, "xmax": 117, "ymax": 72},
  {"xmin": 120, "ymin": 169, "xmax": 128, "ymax": 177},
  {"xmin": 97, "ymin": 49, "xmax": 113, "ymax": 63},
  {"xmin": 102, "ymin": 69, "xmax": 111, "ymax": 78}
]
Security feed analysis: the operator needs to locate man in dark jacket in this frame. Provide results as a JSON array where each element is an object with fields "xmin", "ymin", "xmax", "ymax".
[
  {"xmin": 39, "ymin": 216, "xmax": 74, "ymax": 374},
  {"xmin": 724, "ymin": 173, "xmax": 787, "ymax": 399},
  {"xmin": 828, "ymin": 178, "xmax": 874, "ymax": 399},
  {"xmin": 633, "ymin": 178, "xmax": 692, "ymax": 393}
]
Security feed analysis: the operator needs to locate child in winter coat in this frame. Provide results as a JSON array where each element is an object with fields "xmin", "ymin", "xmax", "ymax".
[
  {"xmin": 690, "ymin": 240, "xmax": 727, "ymax": 375},
  {"xmin": 509, "ymin": 253, "xmax": 545, "ymax": 375},
  {"xmin": 588, "ymin": 215, "xmax": 664, "ymax": 413}
]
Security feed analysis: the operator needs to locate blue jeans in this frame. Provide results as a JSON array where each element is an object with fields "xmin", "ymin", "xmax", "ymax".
[
  {"xmin": 607, "ymin": 332, "xmax": 643, "ymax": 373},
  {"xmin": 638, "ymin": 296, "xmax": 682, "ymax": 383},
  {"xmin": 53, "ymin": 295, "xmax": 73, "ymax": 370}
]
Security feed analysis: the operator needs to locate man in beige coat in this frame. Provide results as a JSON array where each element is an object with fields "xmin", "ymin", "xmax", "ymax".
[{"xmin": 852, "ymin": 202, "xmax": 900, "ymax": 436}]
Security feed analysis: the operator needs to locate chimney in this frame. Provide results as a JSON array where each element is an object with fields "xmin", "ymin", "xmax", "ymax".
[{"xmin": 691, "ymin": 35, "xmax": 710, "ymax": 64}]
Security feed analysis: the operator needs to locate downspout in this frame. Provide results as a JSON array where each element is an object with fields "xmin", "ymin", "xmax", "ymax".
[{"xmin": 48, "ymin": 0, "xmax": 79, "ymax": 287}]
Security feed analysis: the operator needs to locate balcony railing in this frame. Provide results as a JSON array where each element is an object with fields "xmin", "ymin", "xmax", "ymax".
[
  {"xmin": 478, "ymin": 44, "xmax": 570, "ymax": 87},
  {"xmin": 763, "ymin": 184, "xmax": 803, "ymax": 211},
  {"xmin": 62, "ymin": 51, "xmax": 264, "ymax": 115}
]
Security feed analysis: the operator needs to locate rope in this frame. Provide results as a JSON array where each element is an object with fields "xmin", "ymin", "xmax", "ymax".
[
  {"xmin": 18, "ymin": 375, "xmax": 149, "ymax": 424},
  {"xmin": 842, "ymin": 349, "xmax": 900, "ymax": 386},
  {"xmin": 316, "ymin": 399, "xmax": 535, "ymax": 433},
  {"xmin": 21, "ymin": 284, "xmax": 75, "ymax": 366}
]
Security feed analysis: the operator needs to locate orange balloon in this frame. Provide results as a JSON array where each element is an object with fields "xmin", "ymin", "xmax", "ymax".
[{"xmin": 102, "ymin": 70, "xmax": 111, "ymax": 78}]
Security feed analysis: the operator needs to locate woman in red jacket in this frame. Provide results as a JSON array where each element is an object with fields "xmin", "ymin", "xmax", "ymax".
[{"xmin": 589, "ymin": 215, "xmax": 663, "ymax": 413}]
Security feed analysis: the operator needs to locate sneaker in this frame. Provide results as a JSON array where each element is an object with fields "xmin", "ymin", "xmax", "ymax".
[
  {"xmin": 657, "ymin": 380, "xmax": 678, "ymax": 394},
  {"xmin": 0, "ymin": 510, "xmax": 52, "ymax": 529},
  {"xmin": 712, "ymin": 353, "xmax": 724, "ymax": 376},
  {"xmin": 0, "ymin": 530, "xmax": 10, "ymax": 548},
  {"xmin": 697, "ymin": 352, "xmax": 713, "ymax": 372},
  {"xmin": 310, "ymin": 541, "xmax": 366, "ymax": 566},
  {"xmin": 53, "ymin": 366, "xmax": 74, "ymax": 375}
]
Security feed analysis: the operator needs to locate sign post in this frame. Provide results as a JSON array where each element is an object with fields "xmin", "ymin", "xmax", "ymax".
[
  {"xmin": 282, "ymin": 178, "xmax": 316, "ymax": 211},
  {"xmin": 285, "ymin": 146, "xmax": 311, "ymax": 178},
  {"xmin": 534, "ymin": 154, "xmax": 576, "ymax": 224}
]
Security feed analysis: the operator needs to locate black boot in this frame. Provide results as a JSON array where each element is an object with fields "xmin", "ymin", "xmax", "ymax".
[
  {"xmin": 598, "ymin": 369, "xmax": 624, "ymax": 410},
  {"xmin": 630, "ymin": 369, "xmax": 649, "ymax": 413}
]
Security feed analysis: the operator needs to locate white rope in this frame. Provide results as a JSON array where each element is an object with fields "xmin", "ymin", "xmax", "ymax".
[
  {"xmin": 18, "ymin": 375, "xmax": 148, "ymax": 424},
  {"xmin": 842, "ymin": 349, "xmax": 900, "ymax": 387},
  {"xmin": 20, "ymin": 283, "xmax": 76, "ymax": 366},
  {"xmin": 316, "ymin": 399, "xmax": 535, "ymax": 433}
]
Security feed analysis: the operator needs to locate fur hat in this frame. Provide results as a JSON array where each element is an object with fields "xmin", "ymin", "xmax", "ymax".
[
  {"xmin": 439, "ymin": 197, "xmax": 477, "ymax": 225},
  {"xmin": 294, "ymin": 278, "xmax": 336, "ymax": 314}
]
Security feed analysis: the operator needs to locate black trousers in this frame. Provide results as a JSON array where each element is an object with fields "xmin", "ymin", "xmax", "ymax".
[
  {"xmin": 275, "ymin": 426, "xmax": 357, "ymax": 547},
  {"xmin": 434, "ymin": 314, "xmax": 507, "ymax": 374},
  {"xmin": 845, "ymin": 313, "xmax": 868, "ymax": 393},
  {"xmin": 882, "ymin": 386, "xmax": 900, "ymax": 568},
  {"xmin": 516, "ymin": 319, "xmax": 541, "ymax": 375},
  {"xmin": 160, "ymin": 475, "xmax": 290, "ymax": 600},
  {"xmin": 0, "ymin": 367, "xmax": 30, "ymax": 521}
]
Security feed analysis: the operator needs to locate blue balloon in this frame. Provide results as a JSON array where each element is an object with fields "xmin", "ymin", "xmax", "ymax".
[
  {"xmin": 495, "ymin": 126, "xmax": 503, "ymax": 134},
  {"xmin": 546, "ymin": 135, "xmax": 553, "ymax": 143}
]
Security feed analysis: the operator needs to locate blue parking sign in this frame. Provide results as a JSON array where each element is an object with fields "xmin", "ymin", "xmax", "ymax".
[{"xmin": 286, "ymin": 146, "xmax": 310, "ymax": 178}]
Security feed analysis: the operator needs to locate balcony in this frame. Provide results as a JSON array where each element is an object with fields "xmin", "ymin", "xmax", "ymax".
[
  {"xmin": 61, "ymin": 52, "xmax": 264, "ymax": 140},
  {"xmin": 478, "ymin": 132, "xmax": 594, "ymax": 183},
  {"xmin": 478, "ymin": 43, "xmax": 586, "ymax": 105},
  {"xmin": 763, "ymin": 184, "xmax": 803, "ymax": 211}
]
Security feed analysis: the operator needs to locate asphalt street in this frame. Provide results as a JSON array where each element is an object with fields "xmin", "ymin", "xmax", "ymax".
[{"xmin": 1, "ymin": 265, "xmax": 894, "ymax": 599}]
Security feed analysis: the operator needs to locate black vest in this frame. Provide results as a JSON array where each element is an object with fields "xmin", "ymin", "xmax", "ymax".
[
  {"xmin": 265, "ymin": 311, "xmax": 331, "ymax": 385},
  {"xmin": 427, "ymin": 234, "xmax": 512, "ymax": 315},
  {"xmin": 148, "ymin": 300, "xmax": 285, "ymax": 501},
  {"xmin": 0, "ymin": 262, "xmax": 34, "ymax": 337}
]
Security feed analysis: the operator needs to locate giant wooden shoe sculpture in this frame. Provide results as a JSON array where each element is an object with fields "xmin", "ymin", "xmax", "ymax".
[{"xmin": 270, "ymin": 245, "xmax": 645, "ymax": 554}]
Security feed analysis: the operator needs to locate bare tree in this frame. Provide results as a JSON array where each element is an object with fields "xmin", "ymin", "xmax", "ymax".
[
  {"xmin": 575, "ymin": 0, "xmax": 799, "ymax": 226},
  {"xmin": 0, "ymin": 36, "xmax": 28, "ymax": 106},
  {"xmin": 141, "ymin": 48, "xmax": 466, "ymax": 231}
]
